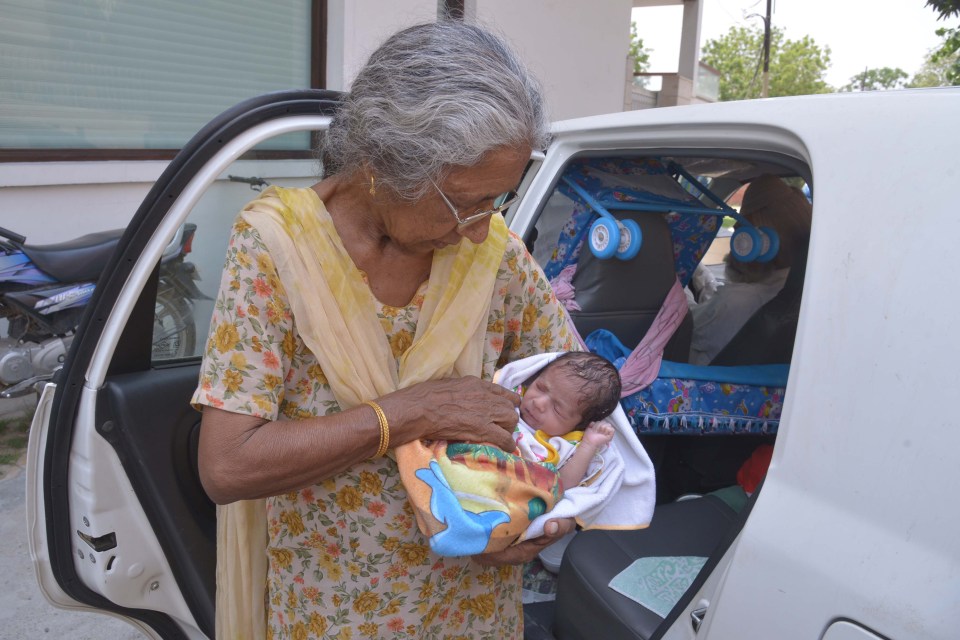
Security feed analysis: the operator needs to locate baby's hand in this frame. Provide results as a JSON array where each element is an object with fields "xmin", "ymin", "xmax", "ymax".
[{"xmin": 583, "ymin": 420, "xmax": 614, "ymax": 447}]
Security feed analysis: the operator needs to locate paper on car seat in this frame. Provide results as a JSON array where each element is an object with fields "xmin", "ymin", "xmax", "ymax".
[{"xmin": 607, "ymin": 556, "xmax": 708, "ymax": 618}]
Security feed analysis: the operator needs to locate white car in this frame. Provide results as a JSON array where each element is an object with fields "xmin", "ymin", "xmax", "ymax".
[{"xmin": 27, "ymin": 87, "xmax": 960, "ymax": 640}]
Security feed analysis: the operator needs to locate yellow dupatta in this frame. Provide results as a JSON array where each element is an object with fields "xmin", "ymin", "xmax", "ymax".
[{"xmin": 215, "ymin": 185, "xmax": 509, "ymax": 638}]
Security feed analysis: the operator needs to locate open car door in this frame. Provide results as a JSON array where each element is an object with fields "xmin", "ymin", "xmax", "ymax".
[{"xmin": 27, "ymin": 90, "xmax": 343, "ymax": 639}]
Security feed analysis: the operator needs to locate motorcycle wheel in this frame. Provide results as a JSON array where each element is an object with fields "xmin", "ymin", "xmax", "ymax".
[{"xmin": 153, "ymin": 290, "xmax": 196, "ymax": 360}]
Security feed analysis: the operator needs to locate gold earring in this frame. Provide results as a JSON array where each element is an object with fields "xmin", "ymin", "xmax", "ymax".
[{"xmin": 369, "ymin": 175, "xmax": 376, "ymax": 196}]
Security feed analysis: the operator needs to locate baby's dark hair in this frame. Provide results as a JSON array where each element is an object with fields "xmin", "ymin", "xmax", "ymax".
[{"xmin": 548, "ymin": 352, "xmax": 622, "ymax": 428}]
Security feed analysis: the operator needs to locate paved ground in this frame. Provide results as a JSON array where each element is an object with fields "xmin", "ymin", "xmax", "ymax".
[{"xmin": 0, "ymin": 396, "xmax": 145, "ymax": 639}]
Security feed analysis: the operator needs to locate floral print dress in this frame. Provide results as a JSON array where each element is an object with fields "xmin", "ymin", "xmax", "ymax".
[{"xmin": 192, "ymin": 216, "xmax": 575, "ymax": 640}]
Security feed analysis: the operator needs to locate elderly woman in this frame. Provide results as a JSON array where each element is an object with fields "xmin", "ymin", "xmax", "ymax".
[{"xmin": 192, "ymin": 21, "xmax": 577, "ymax": 639}]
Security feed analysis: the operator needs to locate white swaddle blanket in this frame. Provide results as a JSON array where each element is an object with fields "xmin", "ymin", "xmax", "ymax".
[
  {"xmin": 495, "ymin": 352, "xmax": 656, "ymax": 540},
  {"xmin": 513, "ymin": 419, "xmax": 584, "ymax": 469}
]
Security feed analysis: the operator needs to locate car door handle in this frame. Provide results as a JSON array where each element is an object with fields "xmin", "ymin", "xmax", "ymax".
[
  {"xmin": 691, "ymin": 606, "xmax": 708, "ymax": 633},
  {"xmin": 77, "ymin": 529, "xmax": 117, "ymax": 552}
]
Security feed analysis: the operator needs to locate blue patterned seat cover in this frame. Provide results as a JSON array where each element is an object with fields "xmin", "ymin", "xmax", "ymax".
[{"xmin": 587, "ymin": 328, "xmax": 786, "ymax": 435}]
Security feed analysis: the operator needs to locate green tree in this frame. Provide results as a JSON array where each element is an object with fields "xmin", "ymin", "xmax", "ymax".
[
  {"xmin": 841, "ymin": 67, "xmax": 909, "ymax": 91},
  {"xmin": 925, "ymin": 0, "xmax": 960, "ymax": 84},
  {"xmin": 701, "ymin": 25, "xmax": 832, "ymax": 101},
  {"xmin": 628, "ymin": 21, "xmax": 651, "ymax": 74},
  {"xmin": 909, "ymin": 40, "xmax": 960, "ymax": 86},
  {"xmin": 926, "ymin": 0, "xmax": 960, "ymax": 17}
]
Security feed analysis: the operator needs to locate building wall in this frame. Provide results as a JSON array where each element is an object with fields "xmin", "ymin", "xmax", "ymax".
[
  {"xmin": 327, "ymin": 0, "xmax": 636, "ymax": 120},
  {"xmin": 0, "ymin": 163, "xmax": 162, "ymax": 243},
  {"xmin": 325, "ymin": 0, "xmax": 439, "ymax": 92},
  {"xmin": 474, "ymin": 0, "xmax": 634, "ymax": 121}
]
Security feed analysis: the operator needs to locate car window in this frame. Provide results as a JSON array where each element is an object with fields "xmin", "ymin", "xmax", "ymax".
[
  {"xmin": 525, "ymin": 151, "xmax": 812, "ymax": 384},
  {"xmin": 150, "ymin": 141, "xmax": 322, "ymax": 364},
  {"xmin": 697, "ymin": 178, "xmax": 810, "ymax": 288}
]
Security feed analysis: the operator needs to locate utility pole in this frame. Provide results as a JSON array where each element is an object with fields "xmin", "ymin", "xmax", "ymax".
[{"xmin": 761, "ymin": 0, "xmax": 772, "ymax": 97}]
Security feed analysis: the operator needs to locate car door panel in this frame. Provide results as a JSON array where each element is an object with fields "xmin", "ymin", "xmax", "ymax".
[
  {"xmin": 26, "ymin": 381, "xmax": 170, "ymax": 640},
  {"xmin": 97, "ymin": 365, "xmax": 212, "ymax": 632},
  {"xmin": 654, "ymin": 91, "xmax": 960, "ymax": 639}
]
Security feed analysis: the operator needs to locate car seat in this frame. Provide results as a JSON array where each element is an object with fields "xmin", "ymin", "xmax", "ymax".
[
  {"xmin": 567, "ymin": 211, "xmax": 693, "ymax": 363},
  {"xmin": 710, "ymin": 243, "xmax": 808, "ymax": 366},
  {"xmin": 536, "ymin": 494, "xmax": 741, "ymax": 640}
]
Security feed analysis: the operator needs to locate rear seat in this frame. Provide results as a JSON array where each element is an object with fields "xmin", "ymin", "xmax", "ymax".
[{"xmin": 568, "ymin": 211, "xmax": 692, "ymax": 363}]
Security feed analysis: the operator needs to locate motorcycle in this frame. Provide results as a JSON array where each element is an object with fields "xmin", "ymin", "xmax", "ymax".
[{"xmin": 0, "ymin": 223, "xmax": 208, "ymax": 398}]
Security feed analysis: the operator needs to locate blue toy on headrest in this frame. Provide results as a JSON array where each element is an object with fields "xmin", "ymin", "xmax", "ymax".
[{"xmin": 547, "ymin": 157, "xmax": 779, "ymax": 277}]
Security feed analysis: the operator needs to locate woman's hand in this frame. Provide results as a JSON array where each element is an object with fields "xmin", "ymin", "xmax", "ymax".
[
  {"xmin": 472, "ymin": 517, "xmax": 576, "ymax": 567},
  {"xmin": 382, "ymin": 376, "xmax": 520, "ymax": 452}
]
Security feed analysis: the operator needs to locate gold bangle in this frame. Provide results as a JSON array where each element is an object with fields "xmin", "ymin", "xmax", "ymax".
[{"xmin": 364, "ymin": 400, "xmax": 390, "ymax": 458}]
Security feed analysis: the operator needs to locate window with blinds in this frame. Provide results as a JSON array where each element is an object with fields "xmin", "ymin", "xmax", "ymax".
[{"xmin": 0, "ymin": 0, "xmax": 315, "ymax": 156}]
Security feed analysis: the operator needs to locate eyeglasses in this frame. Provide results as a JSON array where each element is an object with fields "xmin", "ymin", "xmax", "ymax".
[{"xmin": 428, "ymin": 177, "xmax": 519, "ymax": 229}]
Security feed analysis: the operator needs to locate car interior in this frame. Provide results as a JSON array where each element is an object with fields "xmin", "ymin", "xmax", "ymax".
[
  {"xmin": 48, "ymin": 97, "xmax": 812, "ymax": 639},
  {"xmin": 516, "ymin": 152, "xmax": 811, "ymax": 639}
]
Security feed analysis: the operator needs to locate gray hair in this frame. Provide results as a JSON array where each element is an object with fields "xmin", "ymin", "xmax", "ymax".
[{"xmin": 321, "ymin": 21, "xmax": 550, "ymax": 200}]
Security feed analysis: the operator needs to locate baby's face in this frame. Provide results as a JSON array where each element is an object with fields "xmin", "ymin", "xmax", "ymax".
[{"xmin": 520, "ymin": 366, "xmax": 584, "ymax": 436}]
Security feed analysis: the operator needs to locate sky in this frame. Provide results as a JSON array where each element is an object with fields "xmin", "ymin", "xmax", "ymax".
[{"xmin": 632, "ymin": 0, "xmax": 949, "ymax": 88}]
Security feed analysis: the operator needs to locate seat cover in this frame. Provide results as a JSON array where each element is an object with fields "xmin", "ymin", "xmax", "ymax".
[
  {"xmin": 710, "ymin": 245, "xmax": 807, "ymax": 366},
  {"xmin": 569, "ymin": 211, "xmax": 693, "ymax": 362}
]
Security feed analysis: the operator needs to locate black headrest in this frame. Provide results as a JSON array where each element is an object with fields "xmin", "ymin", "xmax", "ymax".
[{"xmin": 569, "ymin": 211, "xmax": 691, "ymax": 359}]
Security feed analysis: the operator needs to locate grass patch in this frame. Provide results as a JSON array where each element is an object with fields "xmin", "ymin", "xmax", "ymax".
[{"xmin": 0, "ymin": 412, "xmax": 33, "ymax": 473}]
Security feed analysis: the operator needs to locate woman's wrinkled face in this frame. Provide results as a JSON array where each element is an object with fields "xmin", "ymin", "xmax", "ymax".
[
  {"xmin": 519, "ymin": 365, "xmax": 585, "ymax": 437},
  {"xmin": 384, "ymin": 145, "xmax": 531, "ymax": 252}
]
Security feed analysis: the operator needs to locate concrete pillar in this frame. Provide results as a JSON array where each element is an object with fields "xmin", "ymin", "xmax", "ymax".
[
  {"xmin": 677, "ymin": 0, "xmax": 702, "ymax": 81},
  {"xmin": 657, "ymin": 73, "xmax": 694, "ymax": 107}
]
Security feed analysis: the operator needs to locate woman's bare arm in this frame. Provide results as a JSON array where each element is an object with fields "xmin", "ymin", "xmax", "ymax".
[{"xmin": 198, "ymin": 376, "xmax": 521, "ymax": 504}]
